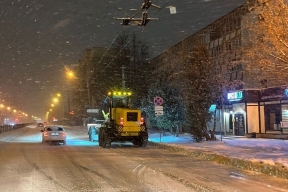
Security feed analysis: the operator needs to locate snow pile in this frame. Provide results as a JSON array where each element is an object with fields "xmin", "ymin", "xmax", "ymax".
[{"xmin": 148, "ymin": 132, "xmax": 288, "ymax": 179}]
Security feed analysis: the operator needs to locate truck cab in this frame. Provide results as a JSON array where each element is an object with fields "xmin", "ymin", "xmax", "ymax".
[{"xmin": 98, "ymin": 91, "xmax": 148, "ymax": 148}]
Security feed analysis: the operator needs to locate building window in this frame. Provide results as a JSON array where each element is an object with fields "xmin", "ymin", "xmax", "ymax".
[{"xmin": 236, "ymin": 18, "xmax": 241, "ymax": 28}]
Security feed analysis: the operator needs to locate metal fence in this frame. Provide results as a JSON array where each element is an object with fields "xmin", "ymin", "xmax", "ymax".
[{"xmin": 0, "ymin": 123, "xmax": 32, "ymax": 134}]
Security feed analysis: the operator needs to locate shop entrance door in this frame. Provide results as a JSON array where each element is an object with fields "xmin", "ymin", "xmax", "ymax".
[{"xmin": 234, "ymin": 114, "xmax": 245, "ymax": 136}]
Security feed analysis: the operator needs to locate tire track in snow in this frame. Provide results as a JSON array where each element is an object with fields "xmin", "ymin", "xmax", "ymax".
[
  {"xmin": 20, "ymin": 144, "xmax": 72, "ymax": 192},
  {"xmin": 111, "ymin": 147, "xmax": 220, "ymax": 192}
]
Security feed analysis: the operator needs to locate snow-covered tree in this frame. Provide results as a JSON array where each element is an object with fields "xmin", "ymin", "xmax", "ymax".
[
  {"xmin": 177, "ymin": 43, "xmax": 222, "ymax": 142},
  {"xmin": 111, "ymin": 31, "xmax": 150, "ymax": 108},
  {"xmin": 141, "ymin": 77, "xmax": 186, "ymax": 134},
  {"xmin": 243, "ymin": 0, "xmax": 288, "ymax": 87},
  {"xmin": 71, "ymin": 31, "xmax": 150, "ymax": 120}
]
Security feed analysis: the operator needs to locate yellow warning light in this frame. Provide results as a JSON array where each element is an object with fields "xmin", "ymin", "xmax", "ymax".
[{"xmin": 109, "ymin": 91, "xmax": 132, "ymax": 96}]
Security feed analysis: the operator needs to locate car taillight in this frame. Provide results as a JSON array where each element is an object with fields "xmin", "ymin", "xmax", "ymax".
[
  {"xmin": 120, "ymin": 117, "xmax": 124, "ymax": 125},
  {"xmin": 140, "ymin": 117, "xmax": 144, "ymax": 125},
  {"xmin": 62, "ymin": 132, "xmax": 66, "ymax": 136},
  {"xmin": 44, "ymin": 132, "xmax": 48, "ymax": 136}
]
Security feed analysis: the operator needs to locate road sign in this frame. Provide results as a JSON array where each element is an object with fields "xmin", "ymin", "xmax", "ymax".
[
  {"xmin": 154, "ymin": 106, "xmax": 163, "ymax": 111},
  {"xmin": 155, "ymin": 110, "xmax": 164, "ymax": 116},
  {"xmin": 154, "ymin": 106, "xmax": 163, "ymax": 116},
  {"xmin": 154, "ymin": 96, "xmax": 163, "ymax": 106}
]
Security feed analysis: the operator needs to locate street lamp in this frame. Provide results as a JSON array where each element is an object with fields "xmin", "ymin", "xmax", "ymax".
[
  {"xmin": 48, "ymin": 94, "xmax": 59, "ymax": 123},
  {"xmin": 66, "ymin": 68, "xmax": 91, "ymax": 107},
  {"xmin": 53, "ymin": 98, "xmax": 59, "ymax": 103},
  {"xmin": 67, "ymin": 71, "xmax": 75, "ymax": 79},
  {"xmin": 66, "ymin": 66, "xmax": 94, "ymax": 125}
]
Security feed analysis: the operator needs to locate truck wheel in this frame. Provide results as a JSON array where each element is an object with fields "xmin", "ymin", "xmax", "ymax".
[
  {"xmin": 132, "ymin": 140, "xmax": 140, "ymax": 146},
  {"xmin": 98, "ymin": 130, "xmax": 103, "ymax": 146},
  {"xmin": 139, "ymin": 136, "xmax": 148, "ymax": 147},
  {"xmin": 103, "ymin": 133, "xmax": 111, "ymax": 148}
]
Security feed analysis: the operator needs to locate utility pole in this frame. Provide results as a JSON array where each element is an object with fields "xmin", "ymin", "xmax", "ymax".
[
  {"xmin": 87, "ymin": 79, "xmax": 91, "ymax": 108},
  {"xmin": 85, "ymin": 75, "xmax": 93, "ymax": 126},
  {"xmin": 121, "ymin": 65, "xmax": 126, "ymax": 89}
]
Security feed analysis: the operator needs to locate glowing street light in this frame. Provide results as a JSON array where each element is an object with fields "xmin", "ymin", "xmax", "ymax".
[
  {"xmin": 67, "ymin": 71, "xmax": 75, "ymax": 79},
  {"xmin": 53, "ymin": 98, "xmax": 59, "ymax": 103}
]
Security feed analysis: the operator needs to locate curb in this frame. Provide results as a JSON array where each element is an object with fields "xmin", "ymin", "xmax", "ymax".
[{"xmin": 148, "ymin": 141, "xmax": 288, "ymax": 180}]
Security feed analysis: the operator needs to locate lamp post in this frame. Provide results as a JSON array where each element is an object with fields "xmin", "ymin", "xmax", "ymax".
[
  {"xmin": 65, "ymin": 67, "xmax": 94, "ymax": 125},
  {"xmin": 66, "ymin": 68, "xmax": 92, "ymax": 107},
  {"xmin": 66, "ymin": 70, "xmax": 76, "ymax": 125},
  {"xmin": 49, "ymin": 93, "xmax": 62, "ymax": 123},
  {"xmin": 86, "ymin": 79, "xmax": 91, "ymax": 108}
]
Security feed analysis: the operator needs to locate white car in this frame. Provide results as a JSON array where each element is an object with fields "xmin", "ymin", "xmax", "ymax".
[
  {"xmin": 37, "ymin": 122, "xmax": 44, "ymax": 127},
  {"xmin": 41, "ymin": 126, "xmax": 66, "ymax": 145}
]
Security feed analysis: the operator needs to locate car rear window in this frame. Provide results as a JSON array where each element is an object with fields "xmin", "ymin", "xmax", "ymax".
[{"xmin": 46, "ymin": 127, "xmax": 64, "ymax": 131}]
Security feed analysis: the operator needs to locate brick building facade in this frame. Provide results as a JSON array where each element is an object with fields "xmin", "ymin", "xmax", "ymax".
[{"xmin": 147, "ymin": 0, "xmax": 287, "ymax": 137}]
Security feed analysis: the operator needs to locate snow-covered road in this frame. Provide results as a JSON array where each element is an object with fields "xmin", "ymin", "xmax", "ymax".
[{"xmin": 0, "ymin": 125, "xmax": 287, "ymax": 192}]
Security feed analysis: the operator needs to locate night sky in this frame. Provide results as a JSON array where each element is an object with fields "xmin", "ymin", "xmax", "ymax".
[{"xmin": 0, "ymin": 0, "xmax": 246, "ymax": 120}]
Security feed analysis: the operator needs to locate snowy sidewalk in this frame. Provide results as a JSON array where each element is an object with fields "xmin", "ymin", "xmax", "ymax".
[
  {"xmin": 148, "ymin": 132, "xmax": 288, "ymax": 179},
  {"xmin": 61, "ymin": 126, "xmax": 288, "ymax": 168}
]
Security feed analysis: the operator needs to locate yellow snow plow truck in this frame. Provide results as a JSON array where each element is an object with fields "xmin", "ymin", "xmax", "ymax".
[{"xmin": 98, "ymin": 91, "xmax": 148, "ymax": 148}]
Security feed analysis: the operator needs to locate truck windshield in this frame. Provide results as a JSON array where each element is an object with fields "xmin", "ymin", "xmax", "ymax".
[{"xmin": 112, "ymin": 96, "xmax": 130, "ymax": 108}]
